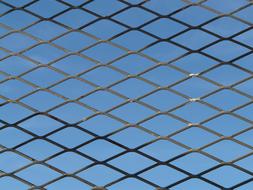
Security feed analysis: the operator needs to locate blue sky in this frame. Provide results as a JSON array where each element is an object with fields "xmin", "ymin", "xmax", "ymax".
[{"xmin": 1, "ymin": 0, "xmax": 253, "ymax": 189}]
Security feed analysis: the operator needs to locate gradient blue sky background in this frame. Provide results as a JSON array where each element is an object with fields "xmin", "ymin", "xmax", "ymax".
[{"xmin": 1, "ymin": 0, "xmax": 253, "ymax": 189}]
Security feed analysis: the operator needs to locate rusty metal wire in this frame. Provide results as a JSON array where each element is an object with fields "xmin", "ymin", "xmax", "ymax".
[{"xmin": 1, "ymin": 0, "xmax": 253, "ymax": 189}]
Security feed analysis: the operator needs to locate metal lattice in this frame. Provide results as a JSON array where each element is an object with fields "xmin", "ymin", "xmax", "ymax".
[{"xmin": 1, "ymin": 0, "xmax": 253, "ymax": 189}]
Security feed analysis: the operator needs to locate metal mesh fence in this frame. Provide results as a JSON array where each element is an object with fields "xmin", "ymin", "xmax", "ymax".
[{"xmin": 1, "ymin": 0, "xmax": 253, "ymax": 189}]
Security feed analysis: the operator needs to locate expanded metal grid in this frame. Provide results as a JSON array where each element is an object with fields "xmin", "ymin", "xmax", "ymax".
[{"xmin": 1, "ymin": 0, "xmax": 253, "ymax": 189}]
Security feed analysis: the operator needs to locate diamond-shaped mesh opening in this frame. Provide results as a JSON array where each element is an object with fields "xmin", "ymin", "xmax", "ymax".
[
  {"xmin": 23, "ymin": 44, "xmax": 66, "ymax": 63},
  {"xmin": 0, "ymin": 151, "xmax": 31, "ymax": 172},
  {"xmin": 142, "ymin": 42, "xmax": 187, "ymax": 62},
  {"xmin": 140, "ymin": 165, "xmax": 187, "ymax": 187},
  {"xmin": 172, "ymin": 5, "xmax": 217, "ymax": 26},
  {"xmin": 111, "ymin": 54, "xmax": 155, "ymax": 74},
  {"xmin": 81, "ymin": 67, "xmax": 125, "ymax": 87},
  {"xmin": 0, "ymin": 103, "xmax": 34, "ymax": 123},
  {"xmin": 26, "ymin": 0, "xmax": 68, "ymax": 18},
  {"xmin": 203, "ymin": 166, "xmax": 251, "ymax": 188},
  {"xmin": 78, "ymin": 139, "xmax": 125, "ymax": 161},
  {"xmin": 48, "ymin": 127, "xmax": 93, "ymax": 148},
  {"xmin": 53, "ymin": 31, "xmax": 97, "ymax": 52},
  {"xmin": 80, "ymin": 90, "xmax": 125, "ymax": 111},
  {"xmin": 172, "ymin": 29, "xmax": 218, "ymax": 50},
  {"xmin": 203, "ymin": 41, "xmax": 250, "ymax": 61},
  {"xmin": 25, "ymin": 20, "xmax": 67, "ymax": 40},
  {"xmin": 0, "ymin": 56, "xmax": 35, "ymax": 75},
  {"xmin": 1, "ymin": 0, "xmax": 253, "ymax": 189},
  {"xmin": 171, "ymin": 76, "xmax": 218, "ymax": 97},
  {"xmin": 17, "ymin": 139, "xmax": 63, "ymax": 160},
  {"xmin": 171, "ymin": 127, "xmax": 219, "ymax": 148},
  {"xmin": 50, "ymin": 78, "xmax": 94, "ymax": 99},
  {"xmin": 46, "ymin": 152, "xmax": 93, "ymax": 173},
  {"xmin": 140, "ymin": 139, "xmax": 188, "ymax": 161},
  {"xmin": 140, "ymin": 114, "xmax": 187, "ymax": 136},
  {"xmin": 18, "ymin": 114, "xmax": 64, "ymax": 136},
  {"xmin": 49, "ymin": 102, "xmax": 94, "ymax": 123},
  {"xmin": 0, "ymin": 10, "xmax": 38, "ymax": 29},
  {"xmin": 112, "ymin": 30, "xmax": 156, "ymax": 51},
  {"xmin": 141, "ymin": 65, "xmax": 186, "ymax": 86},
  {"xmin": 109, "ymin": 127, "xmax": 155, "ymax": 148},
  {"xmin": 0, "ymin": 78, "xmax": 34, "ymax": 99},
  {"xmin": 204, "ymin": 140, "xmax": 251, "ymax": 162},
  {"xmin": 54, "ymin": 9, "xmax": 97, "ymax": 28},
  {"xmin": 84, "ymin": 0, "xmax": 127, "ymax": 17},
  {"xmin": 142, "ymin": 18, "xmax": 187, "ymax": 39},
  {"xmin": 203, "ymin": 114, "xmax": 251, "ymax": 136},
  {"xmin": 79, "ymin": 114, "xmax": 124, "ymax": 136},
  {"xmin": 202, "ymin": 16, "xmax": 249, "ymax": 37},
  {"xmin": 16, "ymin": 164, "xmax": 61, "ymax": 186},
  {"xmin": 203, "ymin": 89, "xmax": 251, "ymax": 110},
  {"xmin": 83, "ymin": 19, "xmax": 127, "ymax": 40},
  {"xmin": 77, "ymin": 164, "xmax": 124, "ymax": 187},
  {"xmin": 108, "ymin": 152, "xmax": 155, "ymax": 174},
  {"xmin": 21, "ymin": 90, "xmax": 65, "ymax": 111},
  {"xmin": 141, "ymin": 89, "xmax": 187, "ymax": 111},
  {"xmin": 113, "ymin": 7, "xmax": 156, "ymax": 27},
  {"xmin": 0, "ymin": 127, "xmax": 32, "ymax": 148},
  {"xmin": 171, "ymin": 152, "xmax": 219, "ymax": 174},
  {"xmin": 0, "ymin": 33, "xmax": 36, "ymax": 52}
]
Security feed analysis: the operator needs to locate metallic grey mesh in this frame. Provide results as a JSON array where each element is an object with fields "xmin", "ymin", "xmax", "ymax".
[{"xmin": 1, "ymin": 0, "xmax": 253, "ymax": 189}]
